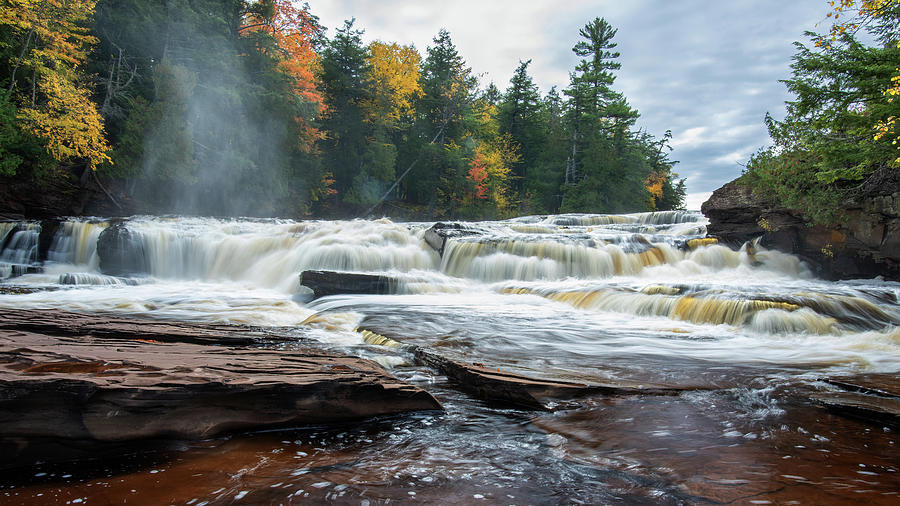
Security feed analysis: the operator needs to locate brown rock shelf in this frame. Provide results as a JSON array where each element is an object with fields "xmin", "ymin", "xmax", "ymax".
[
  {"xmin": 813, "ymin": 374, "xmax": 900, "ymax": 428},
  {"xmin": 0, "ymin": 310, "xmax": 441, "ymax": 468},
  {"xmin": 0, "ymin": 308, "xmax": 265, "ymax": 346},
  {"xmin": 413, "ymin": 347, "xmax": 698, "ymax": 410},
  {"xmin": 822, "ymin": 374, "xmax": 900, "ymax": 398},
  {"xmin": 358, "ymin": 327, "xmax": 703, "ymax": 410}
]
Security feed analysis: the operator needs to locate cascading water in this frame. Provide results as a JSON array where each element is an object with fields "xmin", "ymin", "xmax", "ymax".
[
  {"xmin": 1, "ymin": 212, "xmax": 898, "ymax": 503},
  {"xmin": 2, "ymin": 212, "xmax": 898, "ymax": 364},
  {"xmin": 0, "ymin": 222, "xmax": 41, "ymax": 278}
]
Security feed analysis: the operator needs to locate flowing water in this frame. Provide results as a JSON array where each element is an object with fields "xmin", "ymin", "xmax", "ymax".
[{"xmin": 1, "ymin": 212, "xmax": 898, "ymax": 504}]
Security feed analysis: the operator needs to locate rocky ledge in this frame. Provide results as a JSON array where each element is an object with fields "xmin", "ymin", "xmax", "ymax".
[
  {"xmin": 701, "ymin": 178, "xmax": 900, "ymax": 280},
  {"xmin": 813, "ymin": 374, "xmax": 900, "ymax": 429},
  {"xmin": 0, "ymin": 309, "xmax": 440, "ymax": 469},
  {"xmin": 299, "ymin": 270, "xmax": 398, "ymax": 299}
]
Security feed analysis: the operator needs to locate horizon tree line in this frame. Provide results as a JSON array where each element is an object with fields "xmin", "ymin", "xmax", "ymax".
[{"xmin": 0, "ymin": 0, "xmax": 686, "ymax": 218}]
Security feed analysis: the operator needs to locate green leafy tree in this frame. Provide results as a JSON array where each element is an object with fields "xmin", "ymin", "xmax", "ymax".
[
  {"xmin": 1, "ymin": 0, "xmax": 111, "ymax": 176},
  {"xmin": 745, "ymin": 7, "xmax": 900, "ymax": 224},
  {"xmin": 401, "ymin": 29, "xmax": 476, "ymax": 216},
  {"xmin": 520, "ymin": 87, "xmax": 567, "ymax": 213}
]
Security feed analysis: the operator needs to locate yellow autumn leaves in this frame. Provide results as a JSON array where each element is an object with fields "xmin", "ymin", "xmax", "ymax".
[
  {"xmin": 2, "ymin": 0, "xmax": 111, "ymax": 170},
  {"xmin": 467, "ymin": 100, "xmax": 520, "ymax": 210},
  {"xmin": 364, "ymin": 41, "xmax": 423, "ymax": 127}
]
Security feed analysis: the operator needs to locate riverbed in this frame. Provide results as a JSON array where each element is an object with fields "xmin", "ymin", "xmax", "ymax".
[{"xmin": 1, "ymin": 212, "xmax": 898, "ymax": 503}]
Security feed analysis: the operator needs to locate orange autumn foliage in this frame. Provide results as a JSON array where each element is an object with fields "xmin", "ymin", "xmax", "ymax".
[
  {"xmin": 243, "ymin": 1, "xmax": 325, "ymax": 152},
  {"xmin": 468, "ymin": 156, "xmax": 489, "ymax": 200}
]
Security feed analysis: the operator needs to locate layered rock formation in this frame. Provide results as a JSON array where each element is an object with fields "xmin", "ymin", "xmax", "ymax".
[
  {"xmin": 0, "ymin": 309, "xmax": 441, "ymax": 468},
  {"xmin": 423, "ymin": 222, "xmax": 484, "ymax": 256},
  {"xmin": 702, "ymin": 178, "xmax": 900, "ymax": 280}
]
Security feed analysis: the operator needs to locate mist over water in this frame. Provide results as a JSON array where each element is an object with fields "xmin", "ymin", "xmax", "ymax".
[{"xmin": 121, "ymin": 7, "xmax": 304, "ymax": 218}]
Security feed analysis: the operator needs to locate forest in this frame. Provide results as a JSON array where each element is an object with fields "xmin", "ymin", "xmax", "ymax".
[{"xmin": 0, "ymin": 0, "xmax": 685, "ymax": 219}]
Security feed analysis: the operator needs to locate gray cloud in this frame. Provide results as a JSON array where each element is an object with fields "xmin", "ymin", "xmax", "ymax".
[{"xmin": 313, "ymin": 0, "xmax": 826, "ymax": 200}]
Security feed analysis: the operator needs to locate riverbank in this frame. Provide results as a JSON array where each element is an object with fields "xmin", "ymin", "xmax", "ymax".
[{"xmin": 702, "ymin": 175, "xmax": 900, "ymax": 281}]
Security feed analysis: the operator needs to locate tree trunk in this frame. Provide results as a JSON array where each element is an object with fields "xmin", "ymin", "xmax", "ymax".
[{"xmin": 7, "ymin": 29, "xmax": 34, "ymax": 96}]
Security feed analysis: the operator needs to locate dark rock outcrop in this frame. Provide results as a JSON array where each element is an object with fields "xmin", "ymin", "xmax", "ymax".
[
  {"xmin": 423, "ymin": 222, "xmax": 484, "ymax": 256},
  {"xmin": 97, "ymin": 222, "xmax": 149, "ymax": 276},
  {"xmin": 0, "ymin": 309, "xmax": 441, "ymax": 468},
  {"xmin": 299, "ymin": 270, "xmax": 398, "ymax": 299},
  {"xmin": 0, "ymin": 174, "xmax": 87, "ymax": 219},
  {"xmin": 37, "ymin": 219, "xmax": 60, "ymax": 261},
  {"xmin": 702, "ymin": 178, "xmax": 900, "ymax": 280}
]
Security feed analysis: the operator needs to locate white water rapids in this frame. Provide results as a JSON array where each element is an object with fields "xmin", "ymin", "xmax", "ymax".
[{"xmin": 1, "ymin": 212, "xmax": 898, "ymax": 378}]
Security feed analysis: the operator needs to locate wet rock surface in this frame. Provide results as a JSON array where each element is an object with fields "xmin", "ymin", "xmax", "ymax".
[
  {"xmin": 0, "ymin": 310, "xmax": 441, "ymax": 468},
  {"xmin": 299, "ymin": 270, "xmax": 398, "ymax": 299},
  {"xmin": 814, "ymin": 374, "xmax": 900, "ymax": 428},
  {"xmin": 96, "ymin": 222, "xmax": 149, "ymax": 276},
  {"xmin": 410, "ymin": 346, "xmax": 700, "ymax": 410},
  {"xmin": 423, "ymin": 222, "xmax": 484, "ymax": 256},
  {"xmin": 702, "ymin": 177, "xmax": 900, "ymax": 280},
  {"xmin": 357, "ymin": 327, "xmax": 703, "ymax": 410}
]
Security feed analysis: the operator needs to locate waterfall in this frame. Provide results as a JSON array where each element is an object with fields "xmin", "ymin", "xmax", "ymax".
[
  {"xmin": 2, "ymin": 211, "xmax": 897, "ymax": 365},
  {"xmin": 0, "ymin": 221, "xmax": 41, "ymax": 278}
]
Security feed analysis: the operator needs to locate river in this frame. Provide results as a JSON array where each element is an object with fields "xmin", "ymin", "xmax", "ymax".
[{"xmin": 0, "ymin": 212, "xmax": 898, "ymax": 504}]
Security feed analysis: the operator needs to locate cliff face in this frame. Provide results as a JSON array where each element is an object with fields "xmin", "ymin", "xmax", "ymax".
[{"xmin": 701, "ymin": 178, "xmax": 900, "ymax": 281}]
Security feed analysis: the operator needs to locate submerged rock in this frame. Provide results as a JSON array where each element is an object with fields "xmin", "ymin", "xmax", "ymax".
[
  {"xmin": 0, "ymin": 309, "xmax": 441, "ymax": 468},
  {"xmin": 6, "ymin": 265, "xmax": 43, "ymax": 278},
  {"xmin": 58, "ymin": 272, "xmax": 138, "ymax": 286},
  {"xmin": 299, "ymin": 270, "xmax": 398, "ymax": 299},
  {"xmin": 702, "ymin": 178, "xmax": 900, "ymax": 280}
]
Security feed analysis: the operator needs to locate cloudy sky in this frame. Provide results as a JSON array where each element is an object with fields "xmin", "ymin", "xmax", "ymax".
[{"xmin": 312, "ymin": 1, "xmax": 826, "ymax": 209}]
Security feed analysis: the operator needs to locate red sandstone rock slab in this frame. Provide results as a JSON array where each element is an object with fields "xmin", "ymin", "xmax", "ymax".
[
  {"xmin": 823, "ymin": 374, "xmax": 900, "ymax": 398},
  {"xmin": 811, "ymin": 392, "xmax": 900, "ymax": 428},
  {"xmin": 0, "ymin": 308, "xmax": 265, "ymax": 345},
  {"xmin": 0, "ymin": 310, "xmax": 441, "ymax": 468},
  {"xmin": 411, "ymin": 346, "xmax": 697, "ymax": 411},
  {"xmin": 813, "ymin": 374, "xmax": 900, "ymax": 428}
]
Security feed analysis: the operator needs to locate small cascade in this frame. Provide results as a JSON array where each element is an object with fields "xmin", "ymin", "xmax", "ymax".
[
  {"xmin": 59, "ymin": 272, "xmax": 140, "ymax": 286},
  {"xmin": 0, "ymin": 221, "xmax": 41, "ymax": 278},
  {"xmin": 92, "ymin": 218, "xmax": 439, "ymax": 291},
  {"xmin": 501, "ymin": 281, "xmax": 899, "ymax": 335},
  {"xmin": 439, "ymin": 238, "xmax": 805, "ymax": 283},
  {"xmin": 47, "ymin": 220, "xmax": 108, "ymax": 267},
  {"xmin": 540, "ymin": 210, "xmax": 704, "ymax": 227}
]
